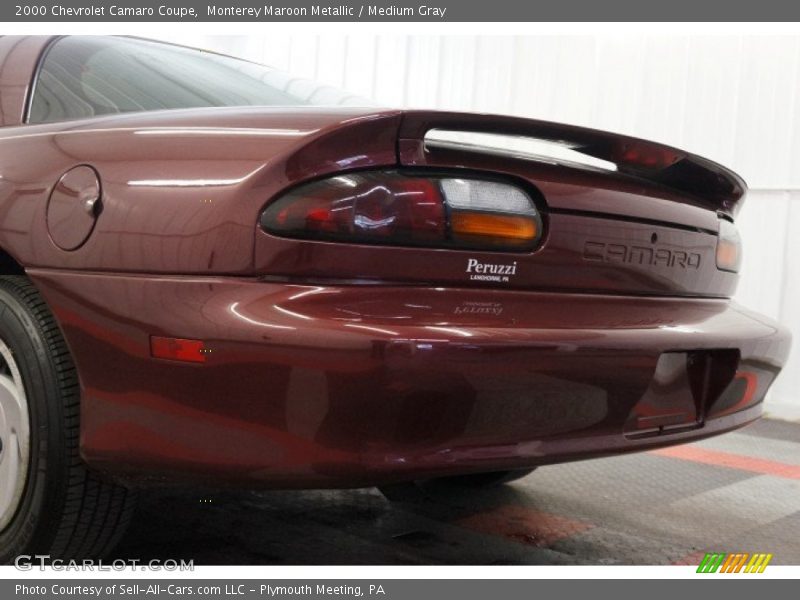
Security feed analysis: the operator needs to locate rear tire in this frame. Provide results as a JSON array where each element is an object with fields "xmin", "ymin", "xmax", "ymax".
[{"xmin": 0, "ymin": 276, "xmax": 135, "ymax": 563}]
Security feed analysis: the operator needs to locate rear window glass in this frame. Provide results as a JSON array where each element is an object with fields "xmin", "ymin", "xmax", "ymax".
[{"xmin": 28, "ymin": 36, "xmax": 369, "ymax": 124}]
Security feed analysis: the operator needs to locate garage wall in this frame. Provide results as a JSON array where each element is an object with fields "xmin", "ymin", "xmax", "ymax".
[{"xmin": 155, "ymin": 34, "xmax": 800, "ymax": 416}]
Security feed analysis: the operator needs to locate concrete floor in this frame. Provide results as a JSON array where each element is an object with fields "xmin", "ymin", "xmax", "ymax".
[{"xmin": 114, "ymin": 418, "xmax": 800, "ymax": 565}]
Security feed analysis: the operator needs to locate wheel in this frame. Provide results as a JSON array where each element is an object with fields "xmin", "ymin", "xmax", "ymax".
[
  {"xmin": 0, "ymin": 276, "xmax": 135, "ymax": 563},
  {"xmin": 430, "ymin": 467, "xmax": 537, "ymax": 488}
]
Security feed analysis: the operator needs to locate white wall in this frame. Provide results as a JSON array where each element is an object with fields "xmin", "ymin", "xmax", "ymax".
[{"xmin": 155, "ymin": 34, "xmax": 800, "ymax": 416}]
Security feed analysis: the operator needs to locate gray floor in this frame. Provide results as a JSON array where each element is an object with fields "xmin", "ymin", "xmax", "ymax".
[{"xmin": 114, "ymin": 418, "xmax": 800, "ymax": 565}]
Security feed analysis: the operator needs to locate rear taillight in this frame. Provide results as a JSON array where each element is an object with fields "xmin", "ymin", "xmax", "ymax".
[
  {"xmin": 260, "ymin": 171, "xmax": 542, "ymax": 252},
  {"xmin": 716, "ymin": 218, "xmax": 742, "ymax": 272}
]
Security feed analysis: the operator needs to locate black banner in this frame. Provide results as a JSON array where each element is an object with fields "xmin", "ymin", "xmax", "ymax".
[
  {"xmin": 5, "ymin": 0, "xmax": 800, "ymax": 22},
  {"xmin": 4, "ymin": 579, "xmax": 799, "ymax": 600}
]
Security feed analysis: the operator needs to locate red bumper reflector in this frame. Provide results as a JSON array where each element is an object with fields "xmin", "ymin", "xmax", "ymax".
[{"xmin": 150, "ymin": 336, "xmax": 207, "ymax": 363}]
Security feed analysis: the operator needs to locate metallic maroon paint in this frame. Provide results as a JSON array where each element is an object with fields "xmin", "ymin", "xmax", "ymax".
[
  {"xmin": 0, "ymin": 36, "xmax": 792, "ymax": 488},
  {"xmin": 0, "ymin": 105, "xmax": 403, "ymax": 274},
  {"xmin": 26, "ymin": 271, "xmax": 790, "ymax": 486},
  {"xmin": 46, "ymin": 165, "xmax": 102, "ymax": 251}
]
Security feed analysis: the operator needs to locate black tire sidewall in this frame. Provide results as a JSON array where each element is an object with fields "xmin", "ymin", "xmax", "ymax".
[{"xmin": 0, "ymin": 281, "xmax": 69, "ymax": 563}]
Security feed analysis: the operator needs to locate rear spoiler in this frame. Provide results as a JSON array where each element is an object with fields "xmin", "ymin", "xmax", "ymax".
[{"xmin": 397, "ymin": 111, "xmax": 747, "ymax": 218}]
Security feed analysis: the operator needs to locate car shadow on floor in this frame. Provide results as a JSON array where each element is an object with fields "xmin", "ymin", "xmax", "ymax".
[
  {"xmin": 112, "ymin": 423, "xmax": 800, "ymax": 566},
  {"xmin": 112, "ymin": 482, "xmax": 573, "ymax": 565}
]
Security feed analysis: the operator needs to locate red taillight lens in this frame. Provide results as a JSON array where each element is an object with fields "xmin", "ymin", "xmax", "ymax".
[
  {"xmin": 272, "ymin": 174, "xmax": 445, "ymax": 243},
  {"xmin": 261, "ymin": 171, "xmax": 542, "ymax": 251}
]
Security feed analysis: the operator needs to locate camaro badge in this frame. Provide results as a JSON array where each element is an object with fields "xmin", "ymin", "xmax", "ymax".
[
  {"xmin": 466, "ymin": 258, "xmax": 518, "ymax": 282},
  {"xmin": 583, "ymin": 240, "xmax": 701, "ymax": 270}
]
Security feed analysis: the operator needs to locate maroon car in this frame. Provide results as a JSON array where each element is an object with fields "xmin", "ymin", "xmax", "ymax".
[{"xmin": 0, "ymin": 35, "xmax": 791, "ymax": 561}]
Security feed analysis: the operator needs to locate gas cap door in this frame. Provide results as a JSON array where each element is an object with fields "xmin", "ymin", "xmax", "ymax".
[{"xmin": 46, "ymin": 165, "xmax": 102, "ymax": 251}]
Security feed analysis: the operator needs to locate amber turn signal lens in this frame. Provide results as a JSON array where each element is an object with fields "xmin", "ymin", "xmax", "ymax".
[
  {"xmin": 450, "ymin": 212, "xmax": 538, "ymax": 246},
  {"xmin": 716, "ymin": 219, "xmax": 742, "ymax": 272},
  {"xmin": 716, "ymin": 240, "xmax": 739, "ymax": 271}
]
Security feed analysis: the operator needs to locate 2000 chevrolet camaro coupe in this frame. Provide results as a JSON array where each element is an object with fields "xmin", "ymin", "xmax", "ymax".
[{"xmin": 0, "ymin": 35, "xmax": 791, "ymax": 561}]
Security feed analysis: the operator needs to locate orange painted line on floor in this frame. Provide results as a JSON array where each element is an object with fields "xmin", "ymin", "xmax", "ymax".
[
  {"xmin": 652, "ymin": 445, "xmax": 800, "ymax": 480},
  {"xmin": 456, "ymin": 504, "xmax": 593, "ymax": 547}
]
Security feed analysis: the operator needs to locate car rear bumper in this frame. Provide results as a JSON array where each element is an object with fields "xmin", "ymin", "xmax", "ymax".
[{"xmin": 29, "ymin": 270, "xmax": 792, "ymax": 488}]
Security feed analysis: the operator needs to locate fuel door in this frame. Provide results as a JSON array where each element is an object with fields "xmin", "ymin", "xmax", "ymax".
[{"xmin": 46, "ymin": 165, "xmax": 102, "ymax": 251}]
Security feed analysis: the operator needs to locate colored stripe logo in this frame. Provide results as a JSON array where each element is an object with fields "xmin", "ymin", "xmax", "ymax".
[{"xmin": 696, "ymin": 553, "xmax": 773, "ymax": 573}]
